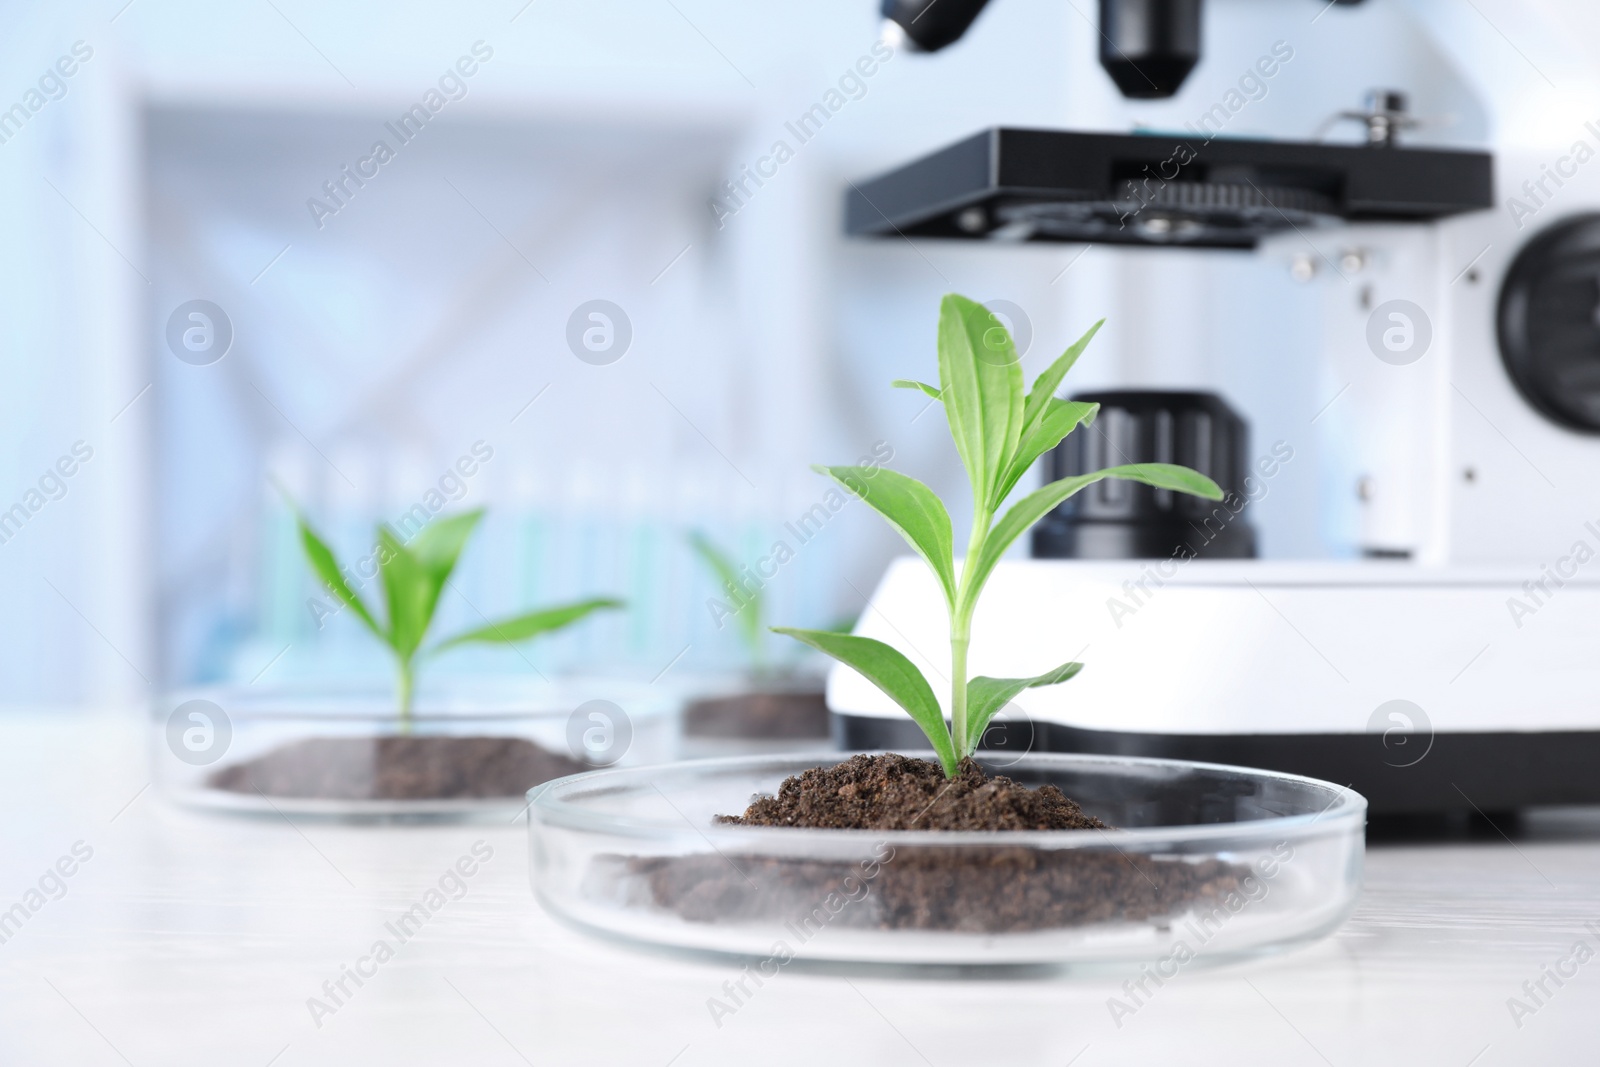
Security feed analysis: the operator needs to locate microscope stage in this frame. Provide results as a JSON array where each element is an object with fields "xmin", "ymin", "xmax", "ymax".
[{"xmin": 846, "ymin": 128, "xmax": 1494, "ymax": 249}]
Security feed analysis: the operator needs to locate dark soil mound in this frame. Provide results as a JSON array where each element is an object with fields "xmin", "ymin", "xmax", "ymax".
[
  {"xmin": 622, "ymin": 754, "xmax": 1244, "ymax": 933},
  {"xmin": 207, "ymin": 735, "xmax": 586, "ymax": 800},
  {"xmin": 684, "ymin": 689, "xmax": 830, "ymax": 740},
  {"xmin": 718, "ymin": 753, "xmax": 1108, "ymax": 831}
]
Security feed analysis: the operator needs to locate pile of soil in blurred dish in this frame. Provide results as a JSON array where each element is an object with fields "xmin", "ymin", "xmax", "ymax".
[
  {"xmin": 683, "ymin": 688, "xmax": 829, "ymax": 740},
  {"xmin": 625, "ymin": 753, "xmax": 1246, "ymax": 933},
  {"xmin": 207, "ymin": 736, "xmax": 587, "ymax": 800}
]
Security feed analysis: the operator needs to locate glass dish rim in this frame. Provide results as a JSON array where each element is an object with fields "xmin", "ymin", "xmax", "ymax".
[{"xmin": 528, "ymin": 749, "xmax": 1369, "ymax": 847}]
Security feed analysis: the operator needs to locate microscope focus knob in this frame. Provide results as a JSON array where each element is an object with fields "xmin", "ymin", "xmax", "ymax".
[{"xmin": 1499, "ymin": 214, "xmax": 1600, "ymax": 433}]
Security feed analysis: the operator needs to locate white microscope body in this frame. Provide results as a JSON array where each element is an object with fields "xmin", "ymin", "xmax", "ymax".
[{"xmin": 834, "ymin": 0, "xmax": 1600, "ymax": 811}]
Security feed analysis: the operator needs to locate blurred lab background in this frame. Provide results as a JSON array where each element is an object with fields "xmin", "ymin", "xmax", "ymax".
[{"xmin": 0, "ymin": 0, "xmax": 1444, "ymax": 707}]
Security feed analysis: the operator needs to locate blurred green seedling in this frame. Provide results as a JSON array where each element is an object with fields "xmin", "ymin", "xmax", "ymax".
[{"xmin": 295, "ymin": 506, "xmax": 623, "ymax": 727}]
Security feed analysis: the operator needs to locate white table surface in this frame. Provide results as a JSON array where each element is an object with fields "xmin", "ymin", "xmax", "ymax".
[{"xmin": 2, "ymin": 710, "xmax": 1597, "ymax": 1067}]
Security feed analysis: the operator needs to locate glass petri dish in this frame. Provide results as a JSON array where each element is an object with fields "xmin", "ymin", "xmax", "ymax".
[
  {"xmin": 152, "ymin": 679, "xmax": 680, "ymax": 820},
  {"xmin": 529, "ymin": 752, "xmax": 1365, "ymax": 969}
]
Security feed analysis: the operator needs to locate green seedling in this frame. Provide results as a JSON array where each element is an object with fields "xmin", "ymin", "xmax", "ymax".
[
  {"xmin": 296, "ymin": 507, "xmax": 623, "ymax": 727},
  {"xmin": 689, "ymin": 530, "xmax": 766, "ymax": 670},
  {"xmin": 774, "ymin": 294, "xmax": 1223, "ymax": 777}
]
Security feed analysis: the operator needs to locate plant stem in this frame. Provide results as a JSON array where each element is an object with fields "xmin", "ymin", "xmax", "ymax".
[
  {"xmin": 749, "ymin": 605, "xmax": 766, "ymax": 676},
  {"xmin": 949, "ymin": 627, "xmax": 970, "ymax": 762},
  {"xmin": 950, "ymin": 506, "xmax": 991, "ymax": 768},
  {"xmin": 397, "ymin": 658, "xmax": 415, "ymax": 735}
]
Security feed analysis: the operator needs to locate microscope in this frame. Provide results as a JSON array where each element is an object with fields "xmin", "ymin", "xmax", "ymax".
[{"xmin": 831, "ymin": 0, "xmax": 1600, "ymax": 813}]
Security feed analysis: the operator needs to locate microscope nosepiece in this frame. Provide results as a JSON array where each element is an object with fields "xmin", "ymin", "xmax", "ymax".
[{"xmin": 879, "ymin": 0, "xmax": 992, "ymax": 53}]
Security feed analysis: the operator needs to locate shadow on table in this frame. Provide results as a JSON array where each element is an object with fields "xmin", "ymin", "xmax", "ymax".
[{"xmin": 1367, "ymin": 806, "xmax": 1600, "ymax": 844}]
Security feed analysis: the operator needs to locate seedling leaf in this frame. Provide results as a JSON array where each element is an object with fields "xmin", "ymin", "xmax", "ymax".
[
  {"xmin": 435, "ymin": 597, "xmax": 624, "ymax": 652},
  {"xmin": 689, "ymin": 531, "xmax": 763, "ymax": 660},
  {"xmin": 1023, "ymin": 319, "xmax": 1104, "ymax": 430},
  {"xmin": 772, "ymin": 626, "xmax": 957, "ymax": 775},
  {"xmin": 995, "ymin": 399, "xmax": 1099, "ymax": 502},
  {"xmin": 965, "ymin": 661, "xmax": 1083, "ymax": 753},
  {"xmin": 297, "ymin": 515, "xmax": 381, "ymax": 638},
  {"xmin": 377, "ymin": 528, "xmax": 435, "ymax": 659},
  {"xmin": 937, "ymin": 295, "xmax": 1025, "ymax": 511},
  {"xmin": 814, "ymin": 465, "xmax": 957, "ymax": 609},
  {"xmin": 408, "ymin": 509, "xmax": 483, "ymax": 575},
  {"xmin": 891, "ymin": 378, "xmax": 942, "ymax": 400},
  {"xmin": 969, "ymin": 464, "xmax": 1223, "ymax": 598}
]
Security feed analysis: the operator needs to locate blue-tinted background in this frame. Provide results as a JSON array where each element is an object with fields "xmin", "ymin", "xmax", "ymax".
[{"xmin": 0, "ymin": 0, "xmax": 1467, "ymax": 705}]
